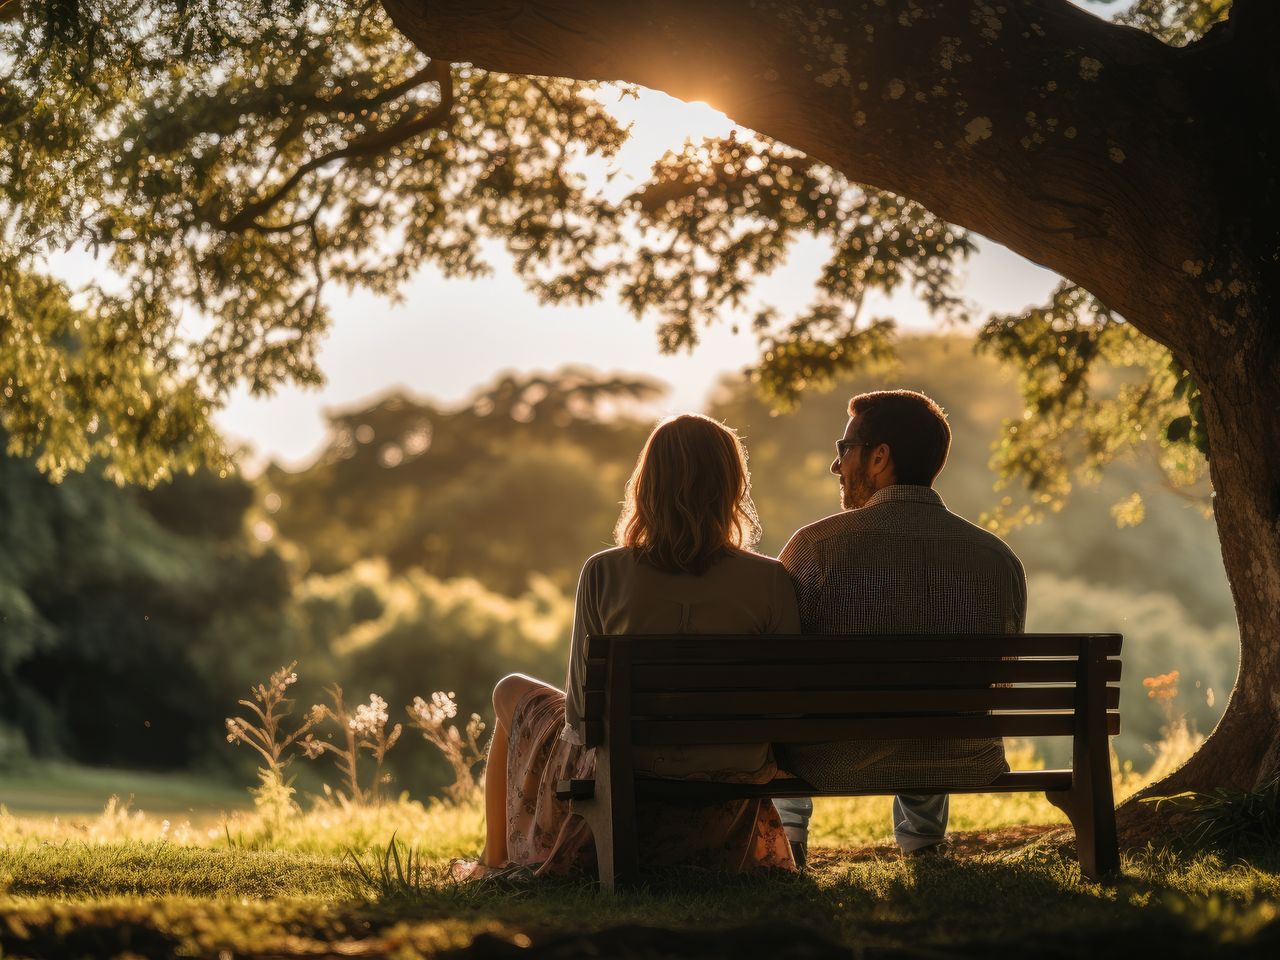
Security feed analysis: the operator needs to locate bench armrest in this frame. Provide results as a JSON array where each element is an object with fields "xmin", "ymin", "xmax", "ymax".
[{"xmin": 555, "ymin": 778, "xmax": 595, "ymax": 801}]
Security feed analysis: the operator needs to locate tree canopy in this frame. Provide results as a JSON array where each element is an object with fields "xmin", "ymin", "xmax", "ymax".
[{"xmin": 1, "ymin": 0, "xmax": 1210, "ymax": 515}]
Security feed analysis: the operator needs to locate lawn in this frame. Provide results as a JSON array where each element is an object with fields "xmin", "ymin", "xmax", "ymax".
[
  {"xmin": 0, "ymin": 761, "xmax": 249, "ymax": 821},
  {"xmin": 2, "ymin": 770, "xmax": 1278, "ymax": 960}
]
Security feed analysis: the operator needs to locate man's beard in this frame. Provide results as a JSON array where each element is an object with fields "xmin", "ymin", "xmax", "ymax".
[{"xmin": 840, "ymin": 464, "xmax": 875, "ymax": 511}]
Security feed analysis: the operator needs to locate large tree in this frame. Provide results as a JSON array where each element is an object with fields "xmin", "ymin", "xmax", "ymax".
[
  {"xmin": 378, "ymin": 0, "xmax": 1278, "ymax": 833},
  {"xmin": 2, "ymin": 0, "xmax": 1272, "ymax": 834}
]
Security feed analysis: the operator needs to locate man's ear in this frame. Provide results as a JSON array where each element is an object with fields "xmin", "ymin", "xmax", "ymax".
[{"xmin": 868, "ymin": 442, "xmax": 893, "ymax": 479}]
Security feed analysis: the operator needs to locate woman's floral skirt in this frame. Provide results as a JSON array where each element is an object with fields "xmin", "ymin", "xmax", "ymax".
[{"xmin": 505, "ymin": 686, "xmax": 796, "ymax": 877}]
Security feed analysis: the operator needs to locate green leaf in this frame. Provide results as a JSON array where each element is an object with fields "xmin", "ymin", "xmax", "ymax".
[{"xmin": 1166, "ymin": 416, "xmax": 1193, "ymax": 444}]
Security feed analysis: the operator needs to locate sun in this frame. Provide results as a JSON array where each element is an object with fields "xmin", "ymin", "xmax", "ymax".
[{"xmin": 588, "ymin": 84, "xmax": 749, "ymax": 189}]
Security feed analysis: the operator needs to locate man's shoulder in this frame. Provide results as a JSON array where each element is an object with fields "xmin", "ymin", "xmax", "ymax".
[
  {"xmin": 935, "ymin": 510, "xmax": 1023, "ymax": 568},
  {"xmin": 784, "ymin": 505, "xmax": 1023, "ymax": 568},
  {"xmin": 784, "ymin": 511, "xmax": 857, "ymax": 552}
]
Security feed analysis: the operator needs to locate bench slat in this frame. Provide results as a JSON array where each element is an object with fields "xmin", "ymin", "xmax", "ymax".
[
  {"xmin": 590, "ymin": 659, "xmax": 1122, "ymax": 691},
  {"xmin": 587, "ymin": 633, "xmax": 1121, "ymax": 661},
  {"xmin": 556, "ymin": 769, "xmax": 1076, "ymax": 802},
  {"xmin": 629, "ymin": 712, "xmax": 1120, "ymax": 744},
  {"xmin": 637, "ymin": 768, "xmax": 1076, "ymax": 801},
  {"xmin": 585, "ymin": 686, "xmax": 1120, "ymax": 719}
]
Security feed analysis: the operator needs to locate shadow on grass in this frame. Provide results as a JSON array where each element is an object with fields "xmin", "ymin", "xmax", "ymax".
[
  {"xmin": 354, "ymin": 844, "xmax": 1280, "ymax": 959},
  {"xmin": 0, "ymin": 912, "xmax": 183, "ymax": 960},
  {"xmin": 3, "ymin": 843, "xmax": 1279, "ymax": 958}
]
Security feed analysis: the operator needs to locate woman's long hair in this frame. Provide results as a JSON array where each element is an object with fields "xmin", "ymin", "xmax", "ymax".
[{"xmin": 614, "ymin": 414, "xmax": 762, "ymax": 574}]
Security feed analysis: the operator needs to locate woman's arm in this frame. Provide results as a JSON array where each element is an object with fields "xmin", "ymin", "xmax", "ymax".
[{"xmin": 560, "ymin": 555, "xmax": 603, "ymax": 744}]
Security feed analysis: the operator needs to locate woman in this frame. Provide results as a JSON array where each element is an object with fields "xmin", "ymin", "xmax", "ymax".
[{"xmin": 459, "ymin": 414, "xmax": 800, "ymax": 879}]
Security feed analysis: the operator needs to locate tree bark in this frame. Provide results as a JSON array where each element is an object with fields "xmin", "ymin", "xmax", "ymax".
[
  {"xmin": 383, "ymin": 0, "xmax": 1280, "ymax": 833},
  {"xmin": 1118, "ymin": 329, "xmax": 1280, "ymax": 838}
]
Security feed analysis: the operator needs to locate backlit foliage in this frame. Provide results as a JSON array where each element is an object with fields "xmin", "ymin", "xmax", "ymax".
[
  {"xmin": 942, "ymin": 0, "xmax": 1225, "ymax": 525},
  {"xmin": 567, "ymin": 135, "xmax": 973, "ymax": 407},
  {"xmin": 267, "ymin": 369, "xmax": 661, "ymax": 592},
  {"xmin": 1095, "ymin": 0, "xmax": 1232, "ymax": 45},
  {"xmin": 1, "ymin": 0, "xmax": 970, "ymax": 479},
  {"xmin": 406, "ymin": 692, "xmax": 488, "ymax": 804},
  {"xmin": 0, "ymin": 264, "xmax": 226, "ymax": 484},
  {"xmin": 977, "ymin": 282, "xmax": 1209, "ymax": 531},
  {"xmin": 1, "ymin": 0, "xmax": 1224, "ymax": 502},
  {"xmin": 2, "ymin": 0, "xmax": 627, "ymax": 482}
]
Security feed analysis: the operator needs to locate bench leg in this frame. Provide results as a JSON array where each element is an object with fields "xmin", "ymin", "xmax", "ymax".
[
  {"xmin": 579, "ymin": 799, "xmax": 639, "ymax": 892},
  {"xmin": 584, "ymin": 643, "xmax": 639, "ymax": 892},
  {"xmin": 1046, "ymin": 788, "xmax": 1119, "ymax": 882},
  {"xmin": 575, "ymin": 749, "xmax": 640, "ymax": 893}
]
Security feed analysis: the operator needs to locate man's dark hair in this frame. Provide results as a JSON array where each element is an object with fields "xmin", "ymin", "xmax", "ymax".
[{"xmin": 847, "ymin": 390, "xmax": 951, "ymax": 486}]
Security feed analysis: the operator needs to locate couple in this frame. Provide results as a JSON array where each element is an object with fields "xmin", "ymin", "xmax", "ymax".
[{"xmin": 464, "ymin": 389, "xmax": 1025, "ymax": 878}]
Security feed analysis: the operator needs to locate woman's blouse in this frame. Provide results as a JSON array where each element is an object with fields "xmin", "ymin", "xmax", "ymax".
[{"xmin": 560, "ymin": 546, "xmax": 801, "ymax": 781}]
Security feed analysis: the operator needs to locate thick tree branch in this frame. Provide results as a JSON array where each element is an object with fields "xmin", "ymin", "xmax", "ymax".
[
  {"xmin": 218, "ymin": 58, "xmax": 453, "ymax": 234},
  {"xmin": 382, "ymin": 0, "xmax": 1244, "ymax": 358}
]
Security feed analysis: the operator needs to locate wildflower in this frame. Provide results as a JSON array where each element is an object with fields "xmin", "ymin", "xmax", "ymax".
[
  {"xmin": 222, "ymin": 661, "xmax": 317, "ymax": 819},
  {"xmin": 407, "ymin": 693, "xmax": 488, "ymax": 803},
  {"xmin": 350, "ymin": 694, "xmax": 390, "ymax": 735},
  {"xmin": 303, "ymin": 686, "xmax": 403, "ymax": 805},
  {"xmin": 411, "ymin": 691, "xmax": 459, "ymax": 726}
]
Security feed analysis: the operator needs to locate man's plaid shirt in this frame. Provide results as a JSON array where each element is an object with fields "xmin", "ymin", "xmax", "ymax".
[{"xmin": 776, "ymin": 484, "xmax": 1026, "ymax": 790}]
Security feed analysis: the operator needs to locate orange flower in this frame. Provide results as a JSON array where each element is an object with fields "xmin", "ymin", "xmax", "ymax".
[{"xmin": 1143, "ymin": 670, "xmax": 1180, "ymax": 700}]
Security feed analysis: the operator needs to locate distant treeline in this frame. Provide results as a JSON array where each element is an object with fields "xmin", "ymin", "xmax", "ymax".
[{"xmin": 0, "ymin": 337, "xmax": 1237, "ymax": 796}]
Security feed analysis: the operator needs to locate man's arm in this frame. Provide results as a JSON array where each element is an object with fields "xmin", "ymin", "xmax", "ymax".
[
  {"xmin": 1006, "ymin": 551, "xmax": 1028, "ymax": 634},
  {"xmin": 778, "ymin": 528, "xmax": 823, "ymax": 634}
]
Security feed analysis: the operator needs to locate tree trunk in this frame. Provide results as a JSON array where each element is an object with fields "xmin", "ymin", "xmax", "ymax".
[
  {"xmin": 1119, "ymin": 329, "xmax": 1280, "ymax": 837},
  {"xmin": 383, "ymin": 0, "xmax": 1280, "ymax": 835}
]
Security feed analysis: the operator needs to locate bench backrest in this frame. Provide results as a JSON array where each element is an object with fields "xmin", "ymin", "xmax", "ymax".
[{"xmin": 578, "ymin": 633, "xmax": 1122, "ymax": 749}]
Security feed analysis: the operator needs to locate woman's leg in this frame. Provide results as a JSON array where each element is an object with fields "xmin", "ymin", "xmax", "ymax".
[{"xmin": 480, "ymin": 673, "xmax": 557, "ymax": 867}]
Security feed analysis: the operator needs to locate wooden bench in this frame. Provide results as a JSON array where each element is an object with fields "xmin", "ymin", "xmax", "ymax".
[{"xmin": 556, "ymin": 632, "xmax": 1122, "ymax": 890}]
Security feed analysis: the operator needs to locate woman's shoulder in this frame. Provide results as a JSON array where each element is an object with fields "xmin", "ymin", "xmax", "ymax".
[
  {"xmin": 718, "ymin": 549, "xmax": 787, "ymax": 578},
  {"xmin": 579, "ymin": 546, "xmax": 636, "ymax": 578},
  {"xmin": 583, "ymin": 546, "xmax": 786, "ymax": 582}
]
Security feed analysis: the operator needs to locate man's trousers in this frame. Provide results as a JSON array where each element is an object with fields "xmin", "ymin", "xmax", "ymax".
[{"xmin": 774, "ymin": 794, "xmax": 949, "ymax": 852}]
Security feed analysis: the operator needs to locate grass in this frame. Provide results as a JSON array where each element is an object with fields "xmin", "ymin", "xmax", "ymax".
[
  {"xmin": 0, "ymin": 760, "xmax": 248, "ymax": 820},
  {"xmin": 2, "ymin": 833, "xmax": 1278, "ymax": 958},
  {"xmin": 2, "ymin": 790, "xmax": 1279, "ymax": 958},
  {"xmin": 1, "ymin": 746, "xmax": 1277, "ymax": 958}
]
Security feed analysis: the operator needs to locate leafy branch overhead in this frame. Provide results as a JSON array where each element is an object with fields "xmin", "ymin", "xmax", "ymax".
[
  {"xmin": 1, "ymin": 0, "xmax": 1214, "ymax": 506},
  {"xmin": 3, "ymin": 0, "xmax": 631, "ymax": 480},
  {"xmin": 978, "ymin": 282, "xmax": 1210, "ymax": 532}
]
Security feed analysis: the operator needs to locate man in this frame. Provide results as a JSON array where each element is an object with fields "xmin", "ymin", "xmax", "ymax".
[{"xmin": 774, "ymin": 389, "xmax": 1026, "ymax": 868}]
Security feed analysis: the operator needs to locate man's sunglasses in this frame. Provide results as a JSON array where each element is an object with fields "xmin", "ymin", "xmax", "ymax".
[{"xmin": 835, "ymin": 439, "xmax": 873, "ymax": 460}]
